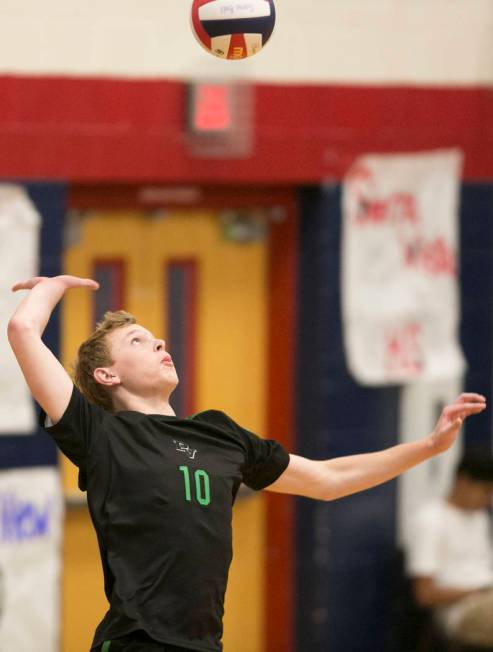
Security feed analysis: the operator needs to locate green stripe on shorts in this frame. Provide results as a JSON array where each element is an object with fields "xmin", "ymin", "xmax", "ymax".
[{"xmin": 101, "ymin": 641, "xmax": 111, "ymax": 652}]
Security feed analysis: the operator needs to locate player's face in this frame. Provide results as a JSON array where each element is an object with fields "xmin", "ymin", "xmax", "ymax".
[{"xmin": 106, "ymin": 324, "xmax": 179, "ymax": 396}]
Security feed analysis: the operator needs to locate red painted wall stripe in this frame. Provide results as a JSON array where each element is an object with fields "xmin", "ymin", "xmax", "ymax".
[
  {"xmin": 265, "ymin": 194, "xmax": 298, "ymax": 652},
  {"xmin": 69, "ymin": 184, "xmax": 295, "ymax": 211},
  {"xmin": 0, "ymin": 75, "xmax": 492, "ymax": 181}
]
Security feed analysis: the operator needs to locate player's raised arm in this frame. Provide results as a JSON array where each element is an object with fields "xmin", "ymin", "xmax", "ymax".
[
  {"xmin": 266, "ymin": 393, "xmax": 487, "ymax": 501},
  {"xmin": 7, "ymin": 275, "xmax": 99, "ymax": 424}
]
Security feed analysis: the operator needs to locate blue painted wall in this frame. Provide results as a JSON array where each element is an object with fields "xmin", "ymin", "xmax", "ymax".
[
  {"xmin": 295, "ymin": 183, "xmax": 493, "ymax": 652},
  {"xmin": 459, "ymin": 184, "xmax": 493, "ymax": 446}
]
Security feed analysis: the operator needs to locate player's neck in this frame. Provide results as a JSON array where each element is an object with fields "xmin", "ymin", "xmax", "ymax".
[{"xmin": 113, "ymin": 390, "xmax": 176, "ymax": 416}]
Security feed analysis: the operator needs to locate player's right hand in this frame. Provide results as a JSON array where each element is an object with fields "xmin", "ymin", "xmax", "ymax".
[{"xmin": 12, "ymin": 275, "xmax": 99, "ymax": 292}]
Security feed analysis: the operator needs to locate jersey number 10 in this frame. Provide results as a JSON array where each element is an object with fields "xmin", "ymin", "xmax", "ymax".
[{"xmin": 179, "ymin": 465, "xmax": 211, "ymax": 506}]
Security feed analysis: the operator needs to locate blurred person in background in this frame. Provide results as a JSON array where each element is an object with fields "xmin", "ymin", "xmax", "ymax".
[{"xmin": 406, "ymin": 449, "xmax": 493, "ymax": 650}]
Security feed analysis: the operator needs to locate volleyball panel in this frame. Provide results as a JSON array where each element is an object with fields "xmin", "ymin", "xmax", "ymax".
[{"xmin": 191, "ymin": 0, "xmax": 276, "ymax": 59}]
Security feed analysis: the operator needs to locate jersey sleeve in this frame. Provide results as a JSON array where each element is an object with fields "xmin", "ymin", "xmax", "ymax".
[
  {"xmin": 215, "ymin": 412, "xmax": 290, "ymax": 490},
  {"xmin": 405, "ymin": 505, "xmax": 442, "ymax": 578},
  {"xmin": 38, "ymin": 384, "xmax": 106, "ymax": 490},
  {"xmin": 241, "ymin": 430, "xmax": 290, "ymax": 490},
  {"xmin": 192, "ymin": 410, "xmax": 290, "ymax": 490}
]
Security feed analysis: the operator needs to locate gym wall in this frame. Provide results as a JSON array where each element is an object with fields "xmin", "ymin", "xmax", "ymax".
[
  {"xmin": 0, "ymin": 0, "xmax": 492, "ymax": 84},
  {"xmin": 1, "ymin": 2, "xmax": 492, "ymax": 651}
]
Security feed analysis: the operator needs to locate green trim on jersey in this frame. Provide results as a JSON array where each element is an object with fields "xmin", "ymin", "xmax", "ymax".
[{"xmin": 101, "ymin": 641, "xmax": 111, "ymax": 652}]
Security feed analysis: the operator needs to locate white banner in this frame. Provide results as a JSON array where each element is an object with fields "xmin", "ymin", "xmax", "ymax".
[
  {"xmin": 0, "ymin": 185, "xmax": 40, "ymax": 434},
  {"xmin": 0, "ymin": 467, "xmax": 63, "ymax": 652},
  {"xmin": 341, "ymin": 149, "xmax": 465, "ymax": 385}
]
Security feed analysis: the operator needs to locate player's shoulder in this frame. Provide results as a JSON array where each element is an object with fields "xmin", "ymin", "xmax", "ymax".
[
  {"xmin": 42, "ymin": 384, "xmax": 108, "ymax": 428},
  {"xmin": 188, "ymin": 409, "xmax": 253, "ymax": 440},
  {"xmin": 189, "ymin": 409, "xmax": 235, "ymax": 427}
]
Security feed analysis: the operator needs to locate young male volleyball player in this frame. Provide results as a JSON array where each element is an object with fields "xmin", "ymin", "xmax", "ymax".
[{"xmin": 7, "ymin": 275, "xmax": 487, "ymax": 652}]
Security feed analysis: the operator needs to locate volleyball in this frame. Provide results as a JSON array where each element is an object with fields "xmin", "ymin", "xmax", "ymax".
[{"xmin": 190, "ymin": 0, "xmax": 276, "ymax": 60}]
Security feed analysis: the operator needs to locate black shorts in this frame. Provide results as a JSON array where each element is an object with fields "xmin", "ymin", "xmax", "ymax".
[{"xmin": 96, "ymin": 630, "xmax": 200, "ymax": 652}]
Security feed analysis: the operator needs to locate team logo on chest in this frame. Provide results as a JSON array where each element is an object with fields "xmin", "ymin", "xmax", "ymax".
[{"xmin": 173, "ymin": 440, "xmax": 198, "ymax": 460}]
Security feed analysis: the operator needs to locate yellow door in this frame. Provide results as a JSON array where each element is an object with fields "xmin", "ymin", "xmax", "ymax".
[{"xmin": 61, "ymin": 210, "xmax": 269, "ymax": 652}]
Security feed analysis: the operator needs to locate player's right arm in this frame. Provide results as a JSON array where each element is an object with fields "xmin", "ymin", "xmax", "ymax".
[
  {"xmin": 7, "ymin": 275, "xmax": 99, "ymax": 424},
  {"xmin": 266, "ymin": 394, "xmax": 486, "ymax": 500}
]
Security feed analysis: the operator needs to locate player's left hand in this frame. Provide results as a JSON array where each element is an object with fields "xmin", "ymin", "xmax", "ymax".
[
  {"xmin": 428, "ymin": 393, "xmax": 487, "ymax": 453},
  {"xmin": 12, "ymin": 275, "xmax": 99, "ymax": 292}
]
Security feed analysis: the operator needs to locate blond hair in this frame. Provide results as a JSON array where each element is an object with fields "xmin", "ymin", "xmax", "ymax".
[{"xmin": 73, "ymin": 310, "xmax": 136, "ymax": 411}]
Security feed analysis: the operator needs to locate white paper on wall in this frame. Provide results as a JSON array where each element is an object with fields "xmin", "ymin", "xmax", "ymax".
[
  {"xmin": 0, "ymin": 467, "xmax": 63, "ymax": 652},
  {"xmin": 0, "ymin": 185, "xmax": 40, "ymax": 434},
  {"xmin": 341, "ymin": 149, "xmax": 466, "ymax": 385}
]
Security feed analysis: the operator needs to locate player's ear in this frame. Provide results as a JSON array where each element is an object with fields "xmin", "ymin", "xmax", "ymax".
[{"xmin": 93, "ymin": 367, "xmax": 120, "ymax": 387}]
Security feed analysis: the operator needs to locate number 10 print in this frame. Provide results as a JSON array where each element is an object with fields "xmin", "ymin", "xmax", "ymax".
[{"xmin": 179, "ymin": 466, "xmax": 211, "ymax": 506}]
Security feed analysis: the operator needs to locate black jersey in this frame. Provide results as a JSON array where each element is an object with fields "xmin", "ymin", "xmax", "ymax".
[{"xmin": 39, "ymin": 386, "xmax": 289, "ymax": 652}]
